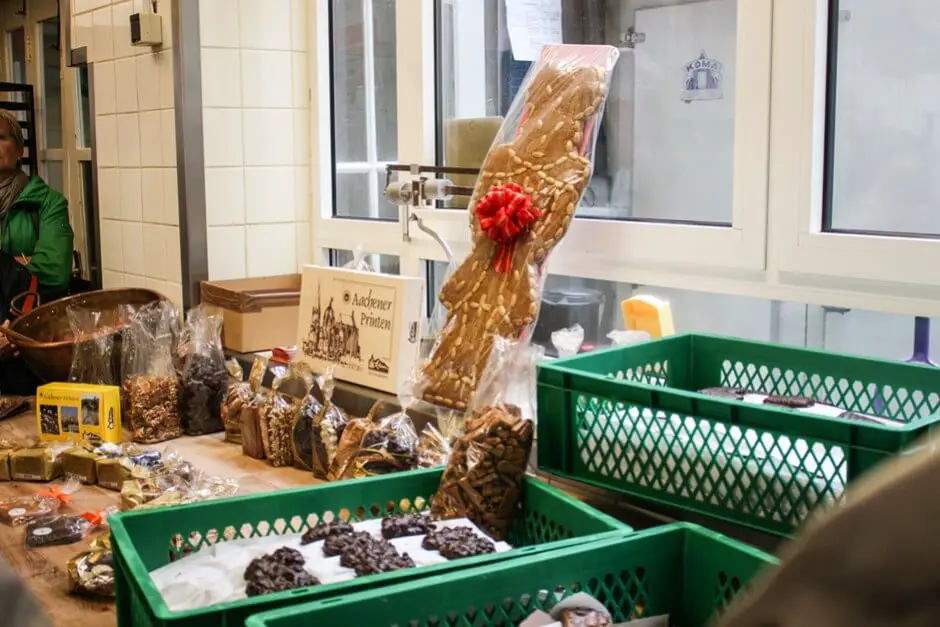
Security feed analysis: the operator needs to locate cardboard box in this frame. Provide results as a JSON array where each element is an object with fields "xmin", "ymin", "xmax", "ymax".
[
  {"xmin": 201, "ymin": 275, "xmax": 302, "ymax": 353},
  {"xmin": 36, "ymin": 383, "xmax": 122, "ymax": 444},
  {"xmin": 295, "ymin": 265, "xmax": 424, "ymax": 394}
]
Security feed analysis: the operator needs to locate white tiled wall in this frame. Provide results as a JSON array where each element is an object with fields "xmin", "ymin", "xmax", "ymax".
[
  {"xmin": 71, "ymin": 0, "xmax": 183, "ymax": 306},
  {"xmin": 199, "ymin": 0, "xmax": 311, "ymax": 281}
]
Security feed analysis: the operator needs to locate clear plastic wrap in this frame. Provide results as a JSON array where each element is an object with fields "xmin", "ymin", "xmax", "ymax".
[
  {"xmin": 179, "ymin": 306, "xmax": 227, "ymax": 435},
  {"xmin": 552, "ymin": 323, "xmax": 585, "ymax": 358},
  {"xmin": 417, "ymin": 424, "xmax": 452, "ymax": 468},
  {"xmin": 68, "ymin": 307, "xmax": 117, "ymax": 385},
  {"xmin": 10, "ymin": 442, "xmax": 69, "ymax": 481},
  {"xmin": 350, "ymin": 402, "xmax": 419, "ymax": 478},
  {"xmin": 25, "ymin": 507, "xmax": 115, "ymax": 548},
  {"xmin": 0, "ymin": 477, "xmax": 81, "ymax": 525},
  {"xmin": 417, "ymin": 44, "xmax": 620, "ymax": 410},
  {"xmin": 296, "ymin": 366, "xmax": 343, "ymax": 473},
  {"xmin": 259, "ymin": 363, "xmax": 312, "ymax": 468},
  {"xmin": 241, "ymin": 357, "xmax": 270, "ymax": 460},
  {"xmin": 122, "ymin": 302, "xmax": 183, "ymax": 443},
  {"xmin": 222, "ymin": 359, "xmax": 250, "ymax": 444},
  {"xmin": 306, "ymin": 366, "xmax": 350, "ymax": 479},
  {"xmin": 68, "ymin": 536, "xmax": 114, "ymax": 597},
  {"xmin": 430, "ymin": 337, "xmax": 538, "ymax": 540}
]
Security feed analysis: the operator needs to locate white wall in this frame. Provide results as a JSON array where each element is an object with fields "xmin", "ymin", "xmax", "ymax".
[
  {"xmin": 71, "ymin": 0, "xmax": 183, "ymax": 306},
  {"xmin": 199, "ymin": 0, "xmax": 311, "ymax": 281}
]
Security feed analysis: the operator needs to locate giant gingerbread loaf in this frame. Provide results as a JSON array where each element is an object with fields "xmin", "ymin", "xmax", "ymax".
[{"xmin": 420, "ymin": 45, "xmax": 620, "ymax": 410}]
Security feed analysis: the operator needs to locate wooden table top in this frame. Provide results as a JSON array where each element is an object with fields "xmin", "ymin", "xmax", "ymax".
[{"xmin": 0, "ymin": 408, "xmax": 324, "ymax": 627}]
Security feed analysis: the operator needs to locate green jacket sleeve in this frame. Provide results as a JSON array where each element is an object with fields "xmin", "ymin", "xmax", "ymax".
[{"xmin": 26, "ymin": 190, "xmax": 73, "ymax": 288}]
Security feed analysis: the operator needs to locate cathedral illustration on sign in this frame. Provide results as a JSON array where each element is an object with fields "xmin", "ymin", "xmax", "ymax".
[
  {"xmin": 302, "ymin": 281, "xmax": 362, "ymax": 364},
  {"xmin": 681, "ymin": 49, "xmax": 723, "ymax": 103},
  {"xmin": 301, "ymin": 281, "xmax": 391, "ymax": 375}
]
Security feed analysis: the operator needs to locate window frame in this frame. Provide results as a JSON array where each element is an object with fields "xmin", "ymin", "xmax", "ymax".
[
  {"xmin": 310, "ymin": 0, "xmax": 940, "ymax": 323},
  {"xmin": 770, "ymin": 0, "xmax": 940, "ymax": 294}
]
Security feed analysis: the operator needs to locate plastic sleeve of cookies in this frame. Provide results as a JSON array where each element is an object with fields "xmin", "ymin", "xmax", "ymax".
[{"xmin": 416, "ymin": 44, "xmax": 620, "ymax": 411}]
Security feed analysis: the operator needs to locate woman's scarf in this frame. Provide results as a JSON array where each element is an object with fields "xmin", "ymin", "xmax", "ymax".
[{"xmin": 0, "ymin": 170, "xmax": 29, "ymax": 223}]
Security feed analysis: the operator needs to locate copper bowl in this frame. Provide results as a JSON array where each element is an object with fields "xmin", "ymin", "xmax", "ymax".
[{"xmin": 0, "ymin": 288, "xmax": 166, "ymax": 383}]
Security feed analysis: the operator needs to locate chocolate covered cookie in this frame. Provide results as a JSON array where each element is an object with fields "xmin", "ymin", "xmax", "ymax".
[
  {"xmin": 244, "ymin": 547, "xmax": 319, "ymax": 597},
  {"xmin": 324, "ymin": 531, "xmax": 374, "ymax": 558},
  {"xmin": 424, "ymin": 526, "xmax": 495, "ymax": 559},
  {"xmin": 381, "ymin": 513, "xmax": 432, "ymax": 540},
  {"xmin": 300, "ymin": 520, "xmax": 354, "ymax": 545},
  {"xmin": 339, "ymin": 536, "xmax": 415, "ymax": 576},
  {"xmin": 763, "ymin": 395, "xmax": 816, "ymax": 409}
]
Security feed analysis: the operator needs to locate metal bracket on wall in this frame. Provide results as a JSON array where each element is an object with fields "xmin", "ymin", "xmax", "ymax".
[{"xmin": 620, "ymin": 27, "xmax": 645, "ymax": 49}]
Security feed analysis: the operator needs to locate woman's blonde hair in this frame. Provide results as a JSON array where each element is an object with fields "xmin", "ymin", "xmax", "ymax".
[{"xmin": 0, "ymin": 109, "xmax": 24, "ymax": 152}]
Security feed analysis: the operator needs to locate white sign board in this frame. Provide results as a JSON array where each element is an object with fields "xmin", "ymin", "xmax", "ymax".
[{"xmin": 295, "ymin": 265, "xmax": 424, "ymax": 394}]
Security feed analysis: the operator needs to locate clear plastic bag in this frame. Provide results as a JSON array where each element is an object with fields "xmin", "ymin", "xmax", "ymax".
[
  {"xmin": 25, "ymin": 506, "xmax": 115, "ymax": 548},
  {"xmin": 417, "ymin": 424, "xmax": 452, "ymax": 468},
  {"xmin": 305, "ymin": 366, "xmax": 350, "ymax": 479},
  {"xmin": 222, "ymin": 359, "xmax": 250, "ymax": 444},
  {"xmin": 296, "ymin": 366, "xmax": 344, "ymax": 474},
  {"xmin": 351, "ymin": 402, "xmax": 419, "ymax": 477},
  {"xmin": 241, "ymin": 357, "xmax": 270, "ymax": 460},
  {"xmin": 0, "ymin": 477, "xmax": 81, "ymax": 525},
  {"xmin": 68, "ymin": 536, "xmax": 114, "ymax": 597},
  {"xmin": 417, "ymin": 44, "xmax": 620, "ymax": 410},
  {"xmin": 430, "ymin": 337, "xmax": 538, "ymax": 540},
  {"xmin": 122, "ymin": 302, "xmax": 182, "ymax": 443},
  {"xmin": 179, "ymin": 306, "xmax": 227, "ymax": 435},
  {"xmin": 259, "ymin": 363, "xmax": 312, "ymax": 468},
  {"xmin": 68, "ymin": 307, "xmax": 117, "ymax": 385}
]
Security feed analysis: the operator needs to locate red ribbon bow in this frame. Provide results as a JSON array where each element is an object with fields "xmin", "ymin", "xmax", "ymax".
[{"xmin": 474, "ymin": 183, "xmax": 542, "ymax": 273}]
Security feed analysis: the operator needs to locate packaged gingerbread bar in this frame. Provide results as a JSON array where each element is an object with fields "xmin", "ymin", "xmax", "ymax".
[
  {"xmin": 430, "ymin": 337, "xmax": 538, "ymax": 540},
  {"xmin": 221, "ymin": 358, "xmax": 250, "ymax": 444},
  {"xmin": 417, "ymin": 45, "xmax": 619, "ymax": 410},
  {"xmin": 122, "ymin": 302, "xmax": 183, "ymax": 443},
  {"xmin": 0, "ymin": 477, "xmax": 81, "ymax": 526},
  {"xmin": 306, "ymin": 367, "xmax": 351, "ymax": 479},
  {"xmin": 241, "ymin": 357, "xmax": 271, "ymax": 460},
  {"xmin": 11, "ymin": 442, "xmax": 68, "ymax": 481},
  {"xmin": 179, "ymin": 306, "xmax": 227, "ymax": 436},
  {"xmin": 292, "ymin": 365, "xmax": 330, "ymax": 470},
  {"xmin": 0, "ymin": 438, "xmax": 19, "ymax": 480},
  {"xmin": 259, "ymin": 363, "xmax": 313, "ymax": 468}
]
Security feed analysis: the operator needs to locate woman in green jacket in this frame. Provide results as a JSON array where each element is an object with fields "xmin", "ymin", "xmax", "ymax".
[{"xmin": 0, "ymin": 108, "xmax": 74, "ymax": 322}]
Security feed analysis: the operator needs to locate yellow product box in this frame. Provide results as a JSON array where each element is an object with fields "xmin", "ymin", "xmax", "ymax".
[{"xmin": 36, "ymin": 383, "xmax": 122, "ymax": 444}]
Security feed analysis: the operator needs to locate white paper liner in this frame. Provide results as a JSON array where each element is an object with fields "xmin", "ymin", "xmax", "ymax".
[{"xmin": 150, "ymin": 517, "xmax": 511, "ymax": 612}]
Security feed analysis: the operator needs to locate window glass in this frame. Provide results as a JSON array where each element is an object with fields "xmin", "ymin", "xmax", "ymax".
[
  {"xmin": 437, "ymin": 0, "xmax": 737, "ymax": 224},
  {"xmin": 331, "ymin": 0, "xmax": 398, "ymax": 219},
  {"xmin": 44, "ymin": 159, "xmax": 63, "ymax": 194},
  {"xmin": 826, "ymin": 0, "xmax": 940, "ymax": 236},
  {"xmin": 428, "ymin": 259, "xmax": 940, "ymax": 361},
  {"xmin": 77, "ymin": 64, "xmax": 92, "ymax": 148},
  {"xmin": 330, "ymin": 249, "xmax": 400, "ymax": 275},
  {"xmin": 40, "ymin": 19, "xmax": 62, "ymax": 149}
]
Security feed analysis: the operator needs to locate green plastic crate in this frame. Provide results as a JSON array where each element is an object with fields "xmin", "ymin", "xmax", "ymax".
[
  {"xmin": 537, "ymin": 333, "xmax": 940, "ymax": 536},
  {"xmin": 245, "ymin": 523, "xmax": 777, "ymax": 627},
  {"xmin": 110, "ymin": 467, "xmax": 628, "ymax": 627}
]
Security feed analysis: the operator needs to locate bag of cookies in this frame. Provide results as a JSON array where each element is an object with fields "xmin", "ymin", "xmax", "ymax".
[
  {"xmin": 122, "ymin": 303, "xmax": 183, "ymax": 443},
  {"xmin": 67, "ymin": 307, "xmax": 118, "ymax": 385},
  {"xmin": 416, "ymin": 45, "xmax": 619, "ymax": 411},
  {"xmin": 259, "ymin": 363, "xmax": 312, "ymax": 468},
  {"xmin": 0, "ymin": 477, "xmax": 81, "ymax": 525},
  {"xmin": 179, "ymin": 306, "xmax": 227, "ymax": 435},
  {"xmin": 68, "ymin": 536, "xmax": 115, "ymax": 598},
  {"xmin": 430, "ymin": 337, "xmax": 538, "ymax": 540},
  {"xmin": 327, "ymin": 406, "xmax": 380, "ymax": 481},
  {"xmin": 417, "ymin": 423, "xmax": 452, "ymax": 468},
  {"xmin": 240, "ymin": 357, "xmax": 270, "ymax": 460}
]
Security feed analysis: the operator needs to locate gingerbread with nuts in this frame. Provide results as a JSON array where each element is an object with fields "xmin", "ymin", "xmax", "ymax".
[{"xmin": 420, "ymin": 45, "xmax": 620, "ymax": 410}]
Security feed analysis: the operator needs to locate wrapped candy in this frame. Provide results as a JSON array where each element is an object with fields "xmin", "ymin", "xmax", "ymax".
[
  {"xmin": 0, "ymin": 478, "xmax": 81, "ymax": 526},
  {"xmin": 25, "ymin": 507, "xmax": 115, "ymax": 549},
  {"xmin": 417, "ymin": 45, "xmax": 620, "ymax": 410},
  {"xmin": 68, "ymin": 537, "xmax": 115, "ymax": 598}
]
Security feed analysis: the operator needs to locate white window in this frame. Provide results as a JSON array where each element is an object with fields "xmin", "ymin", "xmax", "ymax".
[{"xmin": 310, "ymin": 0, "xmax": 940, "ymax": 357}]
